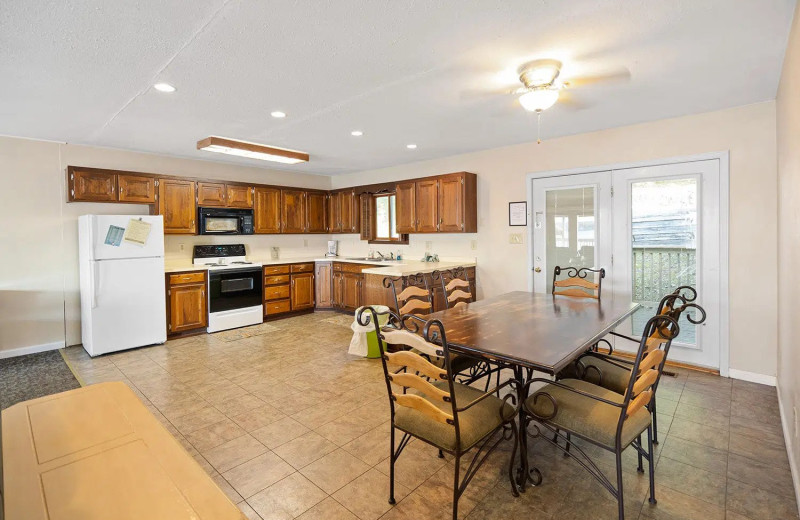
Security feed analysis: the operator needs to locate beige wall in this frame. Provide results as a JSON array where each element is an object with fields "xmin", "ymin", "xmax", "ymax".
[
  {"xmin": 332, "ymin": 102, "xmax": 779, "ymax": 378},
  {"xmin": 0, "ymin": 137, "xmax": 331, "ymax": 355},
  {"xmin": 777, "ymin": 4, "xmax": 800, "ymax": 497}
]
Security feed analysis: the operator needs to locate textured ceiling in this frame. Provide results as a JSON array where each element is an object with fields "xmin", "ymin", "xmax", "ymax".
[{"xmin": 0, "ymin": 0, "xmax": 795, "ymax": 175}]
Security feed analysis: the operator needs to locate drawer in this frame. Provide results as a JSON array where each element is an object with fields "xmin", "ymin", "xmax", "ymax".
[
  {"xmin": 264, "ymin": 299, "xmax": 291, "ymax": 316},
  {"xmin": 290, "ymin": 263, "xmax": 314, "ymax": 273},
  {"xmin": 333, "ymin": 263, "xmax": 343, "ymax": 272},
  {"xmin": 264, "ymin": 274, "xmax": 290, "ymax": 286},
  {"xmin": 263, "ymin": 265, "xmax": 290, "ymax": 275},
  {"xmin": 168, "ymin": 272, "xmax": 206, "ymax": 285},
  {"xmin": 341, "ymin": 262, "xmax": 380, "ymax": 273},
  {"xmin": 264, "ymin": 285, "xmax": 290, "ymax": 301}
]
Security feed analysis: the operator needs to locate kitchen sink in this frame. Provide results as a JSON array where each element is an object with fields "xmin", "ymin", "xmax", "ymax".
[{"xmin": 345, "ymin": 257, "xmax": 395, "ymax": 262}]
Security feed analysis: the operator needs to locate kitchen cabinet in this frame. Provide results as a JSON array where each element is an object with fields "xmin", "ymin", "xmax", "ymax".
[
  {"xmin": 291, "ymin": 272, "xmax": 315, "ymax": 310},
  {"xmin": 166, "ymin": 271, "xmax": 207, "ymax": 335},
  {"xmin": 328, "ymin": 189, "xmax": 358, "ymax": 233},
  {"xmin": 416, "ymin": 178, "xmax": 439, "ymax": 233},
  {"xmin": 315, "ymin": 262, "xmax": 333, "ymax": 309},
  {"xmin": 264, "ymin": 265, "xmax": 291, "ymax": 317},
  {"xmin": 254, "ymin": 187, "xmax": 281, "ymax": 233},
  {"xmin": 158, "ymin": 179, "xmax": 197, "ymax": 234},
  {"xmin": 395, "ymin": 181, "xmax": 416, "ymax": 233},
  {"xmin": 226, "ymin": 185, "xmax": 254, "ymax": 208},
  {"xmin": 342, "ymin": 272, "xmax": 362, "ymax": 310},
  {"xmin": 118, "ymin": 174, "xmax": 156, "ymax": 204},
  {"xmin": 327, "ymin": 193, "xmax": 341, "ymax": 233},
  {"xmin": 394, "ymin": 172, "xmax": 477, "ymax": 233},
  {"xmin": 68, "ymin": 167, "xmax": 117, "ymax": 202},
  {"xmin": 197, "ymin": 182, "xmax": 226, "ymax": 207},
  {"xmin": 306, "ymin": 192, "xmax": 327, "ymax": 233},
  {"xmin": 281, "ymin": 189, "xmax": 306, "ymax": 233},
  {"xmin": 330, "ymin": 262, "xmax": 381, "ymax": 312}
]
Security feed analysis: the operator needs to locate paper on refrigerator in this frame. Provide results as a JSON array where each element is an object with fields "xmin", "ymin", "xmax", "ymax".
[{"xmin": 123, "ymin": 218, "xmax": 152, "ymax": 246}]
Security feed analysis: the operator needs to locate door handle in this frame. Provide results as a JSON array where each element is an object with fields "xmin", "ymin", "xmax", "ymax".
[{"xmin": 534, "ymin": 267, "xmax": 541, "ymax": 273}]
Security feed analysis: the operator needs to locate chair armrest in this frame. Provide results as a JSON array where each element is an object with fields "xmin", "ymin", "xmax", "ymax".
[
  {"xmin": 610, "ymin": 331, "xmax": 640, "ymax": 343},
  {"xmin": 523, "ymin": 378, "xmax": 624, "ymax": 408},
  {"xmin": 579, "ymin": 351, "xmax": 636, "ymax": 370},
  {"xmin": 455, "ymin": 378, "xmax": 519, "ymax": 413}
]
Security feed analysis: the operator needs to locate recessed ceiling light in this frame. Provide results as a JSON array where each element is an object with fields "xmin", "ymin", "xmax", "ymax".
[
  {"xmin": 197, "ymin": 136, "xmax": 308, "ymax": 164},
  {"xmin": 406, "ymin": 144, "xmax": 417, "ymax": 149},
  {"xmin": 351, "ymin": 130, "xmax": 363, "ymax": 136},
  {"xmin": 271, "ymin": 111, "xmax": 286, "ymax": 118},
  {"xmin": 153, "ymin": 83, "xmax": 176, "ymax": 93}
]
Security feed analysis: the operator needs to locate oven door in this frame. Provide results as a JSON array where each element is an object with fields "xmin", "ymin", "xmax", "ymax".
[{"xmin": 208, "ymin": 268, "xmax": 263, "ymax": 313}]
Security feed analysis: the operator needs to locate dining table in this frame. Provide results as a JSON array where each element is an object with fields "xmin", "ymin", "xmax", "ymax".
[{"xmin": 426, "ymin": 290, "xmax": 640, "ymax": 490}]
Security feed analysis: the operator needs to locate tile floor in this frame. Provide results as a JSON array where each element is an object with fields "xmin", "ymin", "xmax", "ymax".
[{"xmin": 63, "ymin": 313, "xmax": 798, "ymax": 520}]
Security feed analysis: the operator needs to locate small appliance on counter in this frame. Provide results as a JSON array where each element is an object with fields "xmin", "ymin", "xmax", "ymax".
[
  {"xmin": 192, "ymin": 244, "xmax": 263, "ymax": 332},
  {"xmin": 326, "ymin": 240, "xmax": 338, "ymax": 257},
  {"xmin": 78, "ymin": 215, "xmax": 167, "ymax": 356}
]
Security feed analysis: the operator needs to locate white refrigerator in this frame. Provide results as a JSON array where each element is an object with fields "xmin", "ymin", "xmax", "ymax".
[{"xmin": 78, "ymin": 215, "xmax": 167, "ymax": 356}]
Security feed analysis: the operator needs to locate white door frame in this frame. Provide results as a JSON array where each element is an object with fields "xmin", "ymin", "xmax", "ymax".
[{"xmin": 525, "ymin": 151, "xmax": 730, "ymax": 377}]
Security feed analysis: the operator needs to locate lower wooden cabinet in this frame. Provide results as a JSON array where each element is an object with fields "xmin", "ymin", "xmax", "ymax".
[
  {"xmin": 315, "ymin": 262, "xmax": 333, "ymax": 309},
  {"xmin": 291, "ymin": 272, "xmax": 315, "ymax": 310},
  {"xmin": 342, "ymin": 272, "xmax": 362, "ymax": 310},
  {"xmin": 264, "ymin": 263, "xmax": 316, "ymax": 317},
  {"xmin": 330, "ymin": 262, "xmax": 381, "ymax": 312},
  {"xmin": 166, "ymin": 271, "xmax": 207, "ymax": 335}
]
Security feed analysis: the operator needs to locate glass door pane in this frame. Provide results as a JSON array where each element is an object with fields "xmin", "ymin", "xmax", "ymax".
[
  {"xmin": 629, "ymin": 178, "xmax": 698, "ymax": 345},
  {"xmin": 545, "ymin": 187, "xmax": 596, "ymax": 293}
]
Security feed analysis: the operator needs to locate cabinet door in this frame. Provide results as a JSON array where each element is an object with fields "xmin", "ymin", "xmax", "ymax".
[
  {"xmin": 342, "ymin": 273, "xmax": 361, "ymax": 310},
  {"xmin": 118, "ymin": 174, "xmax": 156, "ymax": 203},
  {"xmin": 254, "ymin": 187, "xmax": 281, "ymax": 233},
  {"xmin": 416, "ymin": 179, "xmax": 439, "ymax": 232},
  {"xmin": 197, "ymin": 182, "xmax": 226, "ymax": 207},
  {"xmin": 340, "ymin": 190, "xmax": 359, "ymax": 233},
  {"xmin": 70, "ymin": 169, "xmax": 117, "ymax": 202},
  {"xmin": 395, "ymin": 181, "xmax": 417, "ymax": 233},
  {"xmin": 438, "ymin": 174, "xmax": 464, "ymax": 232},
  {"xmin": 281, "ymin": 189, "xmax": 306, "ymax": 233},
  {"xmin": 327, "ymin": 193, "xmax": 342, "ymax": 233},
  {"xmin": 159, "ymin": 179, "xmax": 197, "ymax": 234},
  {"xmin": 226, "ymin": 185, "xmax": 254, "ymax": 208},
  {"xmin": 332, "ymin": 272, "xmax": 344, "ymax": 308},
  {"xmin": 306, "ymin": 192, "xmax": 327, "ymax": 233},
  {"xmin": 169, "ymin": 283, "xmax": 207, "ymax": 333},
  {"xmin": 291, "ymin": 272, "xmax": 315, "ymax": 310},
  {"xmin": 315, "ymin": 262, "xmax": 332, "ymax": 309}
]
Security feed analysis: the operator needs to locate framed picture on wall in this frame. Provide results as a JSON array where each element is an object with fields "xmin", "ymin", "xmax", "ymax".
[{"xmin": 509, "ymin": 201, "xmax": 527, "ymax": 226}]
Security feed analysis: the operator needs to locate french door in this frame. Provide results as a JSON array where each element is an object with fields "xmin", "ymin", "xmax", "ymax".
[{"xmin": 530, "ymin": 159, "xmax": 722, "ymax": 370}]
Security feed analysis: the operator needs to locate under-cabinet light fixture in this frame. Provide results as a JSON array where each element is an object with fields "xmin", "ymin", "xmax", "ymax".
[{"xmin": 197, "ymin": 136, "xmax": 309, "ymax": 164}]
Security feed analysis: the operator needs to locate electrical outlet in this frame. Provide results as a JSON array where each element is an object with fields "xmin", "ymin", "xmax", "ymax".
[
  {"xmin": 425, "ymin": 241, "xmax": 433, "ymax": 250},
  {"xmin": 179, "ymin": 243, "xmax": 185, "ymax": 252},
  {"xmin": 470, "ymin": 240, "xmax": 477, "ymax": 250},
  {"xmin": 509, "ymin": 233, "xmax": 523, "ymax": 244},
  {"xmin": 303, "ymin": 239, "xmax": 308, "ymax": 247}
]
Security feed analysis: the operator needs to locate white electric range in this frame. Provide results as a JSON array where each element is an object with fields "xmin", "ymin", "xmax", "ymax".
[{"xmin": 192, "ymin": 245, "xmax": 263, "ymax": 332}]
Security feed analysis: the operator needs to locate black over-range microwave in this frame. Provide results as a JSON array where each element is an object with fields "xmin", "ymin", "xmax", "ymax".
[{"xmin": 198, "ymin": 207, "xmax": 255, "ymax": 235}]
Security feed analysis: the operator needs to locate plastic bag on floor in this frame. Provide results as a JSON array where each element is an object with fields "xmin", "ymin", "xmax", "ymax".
[{"xmin": 348, "ymin": 305, "xmax": 389, "ymax": 357}]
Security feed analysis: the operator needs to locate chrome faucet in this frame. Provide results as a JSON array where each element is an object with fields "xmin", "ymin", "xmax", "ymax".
[{"xmin": 375, "ymin": 250, "xmax": 385, "ymax": 259}]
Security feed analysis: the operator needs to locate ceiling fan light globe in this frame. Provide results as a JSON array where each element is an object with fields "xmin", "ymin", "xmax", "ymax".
[{"xmin": 519, "ymin": 89, "xmax": 559, "ymax": 112}]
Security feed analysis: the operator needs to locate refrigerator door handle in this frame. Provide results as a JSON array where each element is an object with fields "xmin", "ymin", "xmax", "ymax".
[{"xmin": 91, "ymin": 262, "xmax": 100, "ymax": 309}]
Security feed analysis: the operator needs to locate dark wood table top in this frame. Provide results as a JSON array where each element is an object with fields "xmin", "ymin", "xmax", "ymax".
[{"xmin": 428, "ymin": 291, "xmax": 640, "ymax": 374}]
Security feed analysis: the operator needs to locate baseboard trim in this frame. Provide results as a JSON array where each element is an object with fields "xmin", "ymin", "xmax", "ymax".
[
  {"xmin": 777, "ymin": 389, "xmax": 800, "ymax": 515},
  {"xmin": 728, "ymin": 368, "xmax": 776, "ymax": 386},
  {"xmin": 0, "ymin": 341, "xmax": 65, "ymax": 359}
]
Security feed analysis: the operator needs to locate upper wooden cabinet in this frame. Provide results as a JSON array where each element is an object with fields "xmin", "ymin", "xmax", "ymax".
[
  {"xmin": 327, "ymin": 193, "xmax": 341, "ymax": 233},
  {"xmin": 254, "ymin": 187, "xmax": 281, "ymax": 233},
  {"xmin": 158, "ymin": 179, "xmax": 196, "ymax": 234},
  {"xmin": 395, "ymin": 182, "xmax": 417, "ymax": 234},
  {"xmin": 394, "ymin": 172, "xmax": 477, "ymax": 233},
  {"xmin": 328, "ymin": 189, "xmax": 358, "ymax": 233},
  {"xmin": 306, "ymin": 192, "xmax": 327, "ymax": 233},
  {"xmin": 226, "ymin": 185, "xmax": 254, "ymax": 208},
  {"xmin": 197, "ymin": 182, "xmax": 226, "ymax": 207},
  {"xmin": 68, "ymin": 167, "xmax": 118, "ymax": 202},
  {"xmin": 118, "ymin": 174, "xmax": 156, "ymax": 204},
  {"xmin": 281, "ymin": 189, "xmax": 306, "ymax": 233}
]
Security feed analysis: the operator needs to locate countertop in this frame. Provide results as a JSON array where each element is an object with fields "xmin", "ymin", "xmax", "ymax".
[{"xmin": 164, "ymin": 256, "xmax": 476, "ymax": 276}]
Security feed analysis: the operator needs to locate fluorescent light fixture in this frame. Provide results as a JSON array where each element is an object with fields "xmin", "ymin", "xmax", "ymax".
[
  {"xmin": 351, "ymin": 130, "xmax": 363, "ymax": 136},
  {"xmin": 197, "ymin": 136, "xmax": 309, "ymax": 164},
  {"xmin": 153, "ymin": 83, "xmax": 176, "ymax": 93},
  {"xmin": 271, "ymin": 111, "xmax": 286, "ymax": 118},
  {"xmin": 406, "ymin": 144, "xmax": 417, "ymax": 149},
  {"xmin": 519, "ymin": 89, "xmax": 559, "ymax": 112}
]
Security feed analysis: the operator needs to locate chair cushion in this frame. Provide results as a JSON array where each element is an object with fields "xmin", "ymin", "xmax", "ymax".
[
  {"xmin": 394, "ymin": 382, "xmax": 514, "ymax": 452},
  {"xmin": 577, "ymin": 356, "xmax": 633, "ymax": 395},
  {"xmin": 525, "ymin": 378, "xmax": 651, "ymax": 449}
]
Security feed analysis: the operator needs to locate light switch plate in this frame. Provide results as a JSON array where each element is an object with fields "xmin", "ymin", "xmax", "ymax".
[
  {"xmin": 303, "ymin": 239, "xmax": 308, "ymax": 247},
  {"xmin": 509, "ymin": 233, "xmax": 523, "ymax": 244},
  {"xmin": 470, "ymin": 240, "xmax": 477, "ymax": 250}
]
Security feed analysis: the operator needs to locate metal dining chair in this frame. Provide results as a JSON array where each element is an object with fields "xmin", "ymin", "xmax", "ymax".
[
  {"xmin": 522, "ymin": 312, "xmax": 680, "ymax": 520},
  {"xmin": 357, "ymin": 307, "xmax": 521, "ymax": 520},
  {"xmin": 552, "ymin": 266, "xmax": 606, "ymax": 299}
]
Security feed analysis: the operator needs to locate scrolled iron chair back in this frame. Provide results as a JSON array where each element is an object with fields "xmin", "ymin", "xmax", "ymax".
[
  {"xmin": 383, "ymin": 274, "xmax": 433, "ymax": 315},
  {"xmin": 357, "ymin": 307, "xmax": 461, "ymax": 434},
  {"xmin": 431, "ymin": 267, "xmax": 472, "ymax": 310},
  {"xmin": 552, "ymin": 266, "xmax": 606, "ymax": 299}
]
